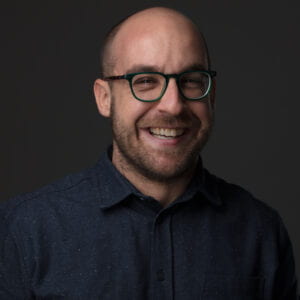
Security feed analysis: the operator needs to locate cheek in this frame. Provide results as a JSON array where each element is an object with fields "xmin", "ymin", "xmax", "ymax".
[
  {"xmin": 112, "ymin": 90, "xmax": 151, "ymax": 125},
  {"xmin": 188, "ymin": 101, "xmax": 213, "ymax": 121}
]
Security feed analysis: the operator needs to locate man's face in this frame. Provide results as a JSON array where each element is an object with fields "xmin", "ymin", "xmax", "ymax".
[{"xmin": 106, "ymin": 16, "xmax": 215, "ymax": 182}]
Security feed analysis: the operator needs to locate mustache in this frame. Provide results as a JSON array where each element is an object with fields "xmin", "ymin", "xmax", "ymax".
[{"xmin": 138, "ymin": 113, "xmax": 199, "ymax": 128}]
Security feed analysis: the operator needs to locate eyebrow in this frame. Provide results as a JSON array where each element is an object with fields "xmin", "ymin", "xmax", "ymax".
[
  {"xmin": 126, "ymin": 65, "xmax": 160, "ymax": 74},
  {"xmin": 186, "ymin": 63, "xmax": 208, "ymax": 71},
  {"xmin": 125, "ymin": 63, "xmax": 209, "ymax": 74}
]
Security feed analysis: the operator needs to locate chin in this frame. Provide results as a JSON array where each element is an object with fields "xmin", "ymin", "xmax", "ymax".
[{"xmin": 138, "ymin": 154, "xmax": 198, "ymax": 182}]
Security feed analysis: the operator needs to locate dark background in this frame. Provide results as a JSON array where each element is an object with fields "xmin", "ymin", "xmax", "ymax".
[{"xmin": 1, "ymin": 1, "xmax": 299, "ymax": 278}]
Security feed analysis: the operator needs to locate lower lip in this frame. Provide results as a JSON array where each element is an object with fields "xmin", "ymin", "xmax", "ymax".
[{"xmin": 140, "ymin": 128, "xmax": 190, "ymax": 146}]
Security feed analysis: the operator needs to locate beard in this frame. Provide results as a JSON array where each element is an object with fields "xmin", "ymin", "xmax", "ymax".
[{"xmin": 110, "ymin": 98, "xmax": 213, "ymax": 183}]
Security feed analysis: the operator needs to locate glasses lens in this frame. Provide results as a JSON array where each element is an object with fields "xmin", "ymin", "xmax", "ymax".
[
  {"xmin": 131, "ymin": 73, "xmax": 165, "ymax": 101},
  {"xmin": 179, "ymin": 71, "xmax": 210, "ymax": 100}
]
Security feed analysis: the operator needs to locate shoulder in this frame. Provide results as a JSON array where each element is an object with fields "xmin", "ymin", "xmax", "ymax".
[
  {"xmin": 203, "ymin": 171, "xmax": 298, "ymax": 296},
  {"xmin": 0, "ymin": 166, "xmax": 98, "ymax": 228},
  {"xmin": 204, "ymin": 169, "xmax": 285, "ymax": 235},
  {"xmin": 210, "ymin": 170, "xmax": 276, "ymax": 209},
  {"xmin": 203, "ymin": 170, "xmax": 294, "ymax": 263}
]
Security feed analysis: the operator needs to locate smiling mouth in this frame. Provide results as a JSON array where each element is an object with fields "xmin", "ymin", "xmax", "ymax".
[{"xmin": 149, "ymin": 127, "xmax": 185, "ymax": 139}]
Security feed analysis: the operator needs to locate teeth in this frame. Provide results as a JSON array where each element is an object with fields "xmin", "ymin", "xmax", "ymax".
[{"xmin": 149, "ymin": 127, "xmax": 184, "ymax": 137}]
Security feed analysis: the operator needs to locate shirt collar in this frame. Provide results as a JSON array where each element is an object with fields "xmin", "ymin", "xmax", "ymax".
[
  {"xmin": 95, "ymin": 147, "xmax": 222, "ymax": 210},
  {"xmin": 169, "ymin": 160, "xmax": 222, "ymax": 208}
]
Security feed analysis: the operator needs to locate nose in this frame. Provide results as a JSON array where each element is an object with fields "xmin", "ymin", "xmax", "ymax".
[{"xmin": 156, "ymin": 78, "xmax": 185, "ymax": 115}]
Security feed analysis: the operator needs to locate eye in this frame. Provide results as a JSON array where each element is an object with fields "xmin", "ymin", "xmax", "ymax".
[
  {"xmin": 180, "ymin": 74, "xmax": 207, "ymax": 90},
  {"xmin": 182, "ymin": 78, "xmax": 202, "ymax": 86},
  {"xmin": 132, "ymin": 74, "xmax": 162, "ymax": 92},
  {"xmin": 133, "ymin": 76, "xmax": 159, "ymax": 85}
]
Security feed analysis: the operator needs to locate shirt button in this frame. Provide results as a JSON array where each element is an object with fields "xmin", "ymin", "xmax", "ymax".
[
  {"xmin": 156, "ymin": 217, "xmax": 163, "ymax": 225},
  {"xmin": 156, "ymin": 269, "xmax": 165, "ymax": 281}
]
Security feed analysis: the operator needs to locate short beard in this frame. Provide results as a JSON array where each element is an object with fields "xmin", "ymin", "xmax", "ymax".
[
  {"xmin": 110, "ymin": 97, "xmax": 213, "ymax": 183},
  {"xmin": 117, "ymin": 135, "xmax": 211, "ymax": 184}
]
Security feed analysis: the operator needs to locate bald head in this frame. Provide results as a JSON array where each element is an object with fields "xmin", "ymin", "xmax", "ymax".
[
  {"xmin": 94, "ymin": 7, "xmax": 215, "ymax": 185},
  {"xmin": 101, "ymin": 7, "xmax": 210, "ymax": 76}
]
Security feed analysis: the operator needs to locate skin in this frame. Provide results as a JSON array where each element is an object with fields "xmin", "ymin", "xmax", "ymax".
[{"xmin": 94, "ymin": 7, "xmax": 216, "ymax": 207}]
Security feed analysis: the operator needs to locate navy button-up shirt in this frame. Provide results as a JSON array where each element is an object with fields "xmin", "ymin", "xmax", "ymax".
[{"xmin": 0, "ymin": 150, "xmax": 298, "ymax": 299}]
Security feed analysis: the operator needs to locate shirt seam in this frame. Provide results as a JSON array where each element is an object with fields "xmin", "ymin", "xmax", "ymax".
[
  {"xmin": 2, "ymin": 176, "xmax": 92, "ymax": 221},
  {"xmin": 8, "ymin": 224, "xmax": 31, "ymax": 297}
]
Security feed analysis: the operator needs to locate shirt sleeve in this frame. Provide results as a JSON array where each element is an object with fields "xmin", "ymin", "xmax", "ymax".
[
  {"xmin": 0, "ymin": 207, "xmax": 32, "ymax": 299},
  {"xmin": 273, "ymin": 214, "xmax": 299, "ymax": 300}
]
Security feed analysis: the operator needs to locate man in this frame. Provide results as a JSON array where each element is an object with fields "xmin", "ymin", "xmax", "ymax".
[{"xmin": 0, "ymin": 6, "xmax": 298, "ymax": 299}]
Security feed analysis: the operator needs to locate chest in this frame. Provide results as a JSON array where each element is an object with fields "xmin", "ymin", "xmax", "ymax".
[{"xmin": 25, "ymin": 205, "xmax": 269, "ymax": 299}]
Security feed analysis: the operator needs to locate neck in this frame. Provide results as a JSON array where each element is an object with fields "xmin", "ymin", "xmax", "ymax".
[{"xmin": 112, "ymin": 149, "xmax": 196, "ymax": 207}]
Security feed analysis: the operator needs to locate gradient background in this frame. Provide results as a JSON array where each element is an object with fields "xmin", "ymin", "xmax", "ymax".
[{"xmin": 1, "ymin": 1, "xmax": 299, "ymax": 278}]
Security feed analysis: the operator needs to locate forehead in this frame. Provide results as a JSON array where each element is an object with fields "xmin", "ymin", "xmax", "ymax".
[{"xmin": 110, "ymin": 12, "xmax": 207, "ymax": 74}]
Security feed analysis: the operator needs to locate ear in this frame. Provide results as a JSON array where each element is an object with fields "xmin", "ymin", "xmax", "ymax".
[{"xmin": 93, "ymin": 78, "xmax": 112, "ymax": 117}]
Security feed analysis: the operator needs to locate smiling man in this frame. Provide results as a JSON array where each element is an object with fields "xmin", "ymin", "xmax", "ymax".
[
  {"xmin": 0, "ymin": 6, "xmax": 298, "ymax": 300},
  {"xmin": 94, "ymin": 7, "xmax": 215, "ymax": 207}
]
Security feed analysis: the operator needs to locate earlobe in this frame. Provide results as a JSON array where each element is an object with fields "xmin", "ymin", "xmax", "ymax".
[{"xmin": 94, "ymin": 79, "xmax": 112, "ymax": 117}]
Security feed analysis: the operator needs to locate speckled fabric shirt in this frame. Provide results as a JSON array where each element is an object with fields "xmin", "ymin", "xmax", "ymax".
[{"xmin": 0, "ymin": 149, "xmax": 298, "ymax": 299}]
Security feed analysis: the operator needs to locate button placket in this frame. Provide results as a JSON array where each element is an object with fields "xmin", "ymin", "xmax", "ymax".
[
  {"xmin": 156, "ymin": 268, "xmax": 165, "ymax": 281},
  {"xmin": 150, "ymin": 212, "xmax": 174, "ymax": 300}
]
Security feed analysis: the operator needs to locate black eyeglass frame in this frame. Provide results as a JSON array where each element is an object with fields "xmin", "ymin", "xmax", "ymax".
[{"xmin": 103, "ymin": 70, "xmax": 217, "ymax": 102}]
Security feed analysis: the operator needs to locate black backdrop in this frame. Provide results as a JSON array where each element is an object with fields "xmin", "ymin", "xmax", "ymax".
[{"xmin": 1, "ymin": 1, "xmax": 300, "ymax": 279}]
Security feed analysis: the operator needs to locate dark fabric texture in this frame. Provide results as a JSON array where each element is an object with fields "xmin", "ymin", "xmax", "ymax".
[{"xmin": 0, "ymin": 150, "xmax": 298, "ymax": 299}]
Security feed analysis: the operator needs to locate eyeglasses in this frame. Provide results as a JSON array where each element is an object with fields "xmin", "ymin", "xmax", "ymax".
[{"xmin": 103, "ymin": 70, "xmax": 217, "ymax": 102}]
